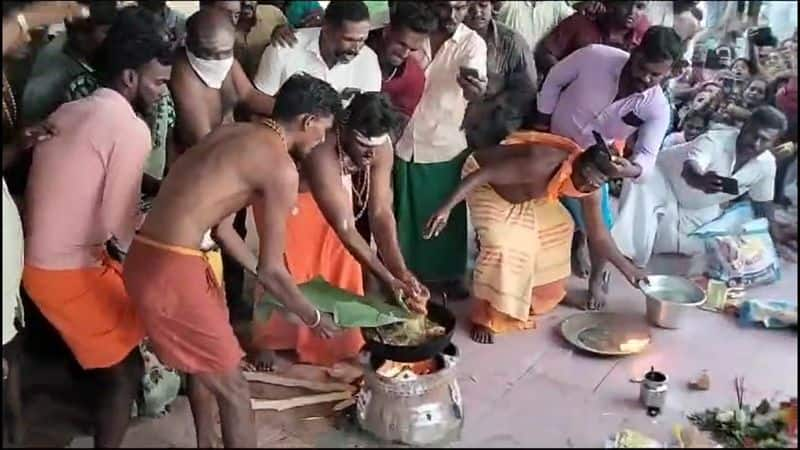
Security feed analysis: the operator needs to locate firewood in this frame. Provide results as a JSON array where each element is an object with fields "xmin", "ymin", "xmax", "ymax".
[
  {"xmin": 250, "ymin": 392, "xmax": 352, "ymax": 411},
  {"xmin": 243, "ymin": 371, "xmax": 356, "ymax": 393}
]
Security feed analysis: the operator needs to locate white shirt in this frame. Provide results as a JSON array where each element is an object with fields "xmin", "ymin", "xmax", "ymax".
[
  {"xmin": 395, "ymin": 24, "xmax": 488, "ymax": 163},
  {"xmin": 496, "ymin": 1, "xmax": 574, "ymax": 52},
  {"xmin": 253, "ymin": 27, "xmax": 381, "ymax": 95},
  {"xmin": 658, "ymin": 127, "xmax": 776, "ymax": 210},
  {"xmin": 3, "ymin": 178, "xmax": 23, "ymax": 345}
]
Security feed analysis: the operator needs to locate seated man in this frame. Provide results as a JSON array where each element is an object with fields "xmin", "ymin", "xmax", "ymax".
[
  {"xmin": 254, "ymin": 92, "xmax": 429, "ymax": 367},
  {"xmin": 122, "ymin": 73, "xmax": 341, "ymax": 448},
  {"xmin": 21, "ymin": 12, "xmax": 173, "ymax": 446},
  {"xmin": 612, "ymin": 106, "xmax": 788, "ymax": 267},
  {"xmin": 424, "ymin": 131, "xmax": 647, "ymax": 344}
]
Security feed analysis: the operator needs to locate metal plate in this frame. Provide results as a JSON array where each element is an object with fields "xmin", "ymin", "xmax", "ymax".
[{"xmin": 560, "ymin": 312, "xmax": 652, "ymax": 356}]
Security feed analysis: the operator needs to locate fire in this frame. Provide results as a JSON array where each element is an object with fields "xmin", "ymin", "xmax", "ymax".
[
  {"xmin": 377, "ymin": 359, "xmax": 440, "ymax": 378},
  {"xmin": 619, "ymin": 337, "xmax": 650, "ymax": 353}
]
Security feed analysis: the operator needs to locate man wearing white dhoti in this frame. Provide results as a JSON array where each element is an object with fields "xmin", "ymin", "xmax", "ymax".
[{"xmin": 612, "ymin": 106, "xmax": 787, "ymax": 266}]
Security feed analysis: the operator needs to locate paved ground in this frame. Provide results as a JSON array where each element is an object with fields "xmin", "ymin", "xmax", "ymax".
[{"xmin": 10, "ymin": 255, "xmax": 797, "ymax": 448}]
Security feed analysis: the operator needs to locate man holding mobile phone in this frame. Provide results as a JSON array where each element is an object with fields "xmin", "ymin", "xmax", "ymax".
[
  {"xmin": 394, "ymin": 1, "xmax": 487, "ymax": 299},
  {"xmin": 613, "ymin": 106, "xmax": 789, "ymax": 267}
]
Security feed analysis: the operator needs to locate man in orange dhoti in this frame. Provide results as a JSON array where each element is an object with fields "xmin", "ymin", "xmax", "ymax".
[
  {"xmin": 21, "ymin": 13, "xmax": 173, "ymax": 446},
  {"xmin": 425, "ymin": 131, "xmax": 648, "ymax": 344},
  {"xmin": 253, "ymin": 92, "xmax": 429, "ymax": 366}
]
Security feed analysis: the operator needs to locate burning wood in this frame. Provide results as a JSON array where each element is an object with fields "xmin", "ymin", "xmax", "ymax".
[
  {"xmin": 377, "ymin": 359, "xmax": 440, "ymax": 379},
  {"xmin": 619, "ymin": 337, "xmax": 650, "ymax": 353}
]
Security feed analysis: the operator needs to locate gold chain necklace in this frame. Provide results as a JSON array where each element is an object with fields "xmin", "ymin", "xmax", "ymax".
[
  {"xmin": 260, "ymin": 118, "xmax": 287, "ymax": 151},
  {"xmin": 336, "ymin": 127, "xmax": 370, "ymax": 221},
  {"xmin": 2, "ymin": 72, "xmax": 18, "ymax": 130}
]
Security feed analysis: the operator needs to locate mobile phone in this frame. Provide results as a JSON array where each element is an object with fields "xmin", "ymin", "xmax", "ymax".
[
  {"xmin": 459, "ymin": 66, "xmax": 480, "ymax": 80},
  {"xmin": 705, "ymin": 49, "xmax": 725, "ymax": 70},
  {"xmin": 720, "ymin": 176, "xmax": 739, "ymax": 195},
  {"xmin": 722, "ymin": 77, "xmax": 735, "ymax": 95}
]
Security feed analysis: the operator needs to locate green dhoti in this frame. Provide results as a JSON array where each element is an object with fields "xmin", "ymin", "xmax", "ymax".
[{"xmin": 393, "ymin": 152, "xmax": 469, "ymax": 283}]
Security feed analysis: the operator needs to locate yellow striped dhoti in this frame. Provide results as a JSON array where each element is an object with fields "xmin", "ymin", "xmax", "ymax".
[{"xmin": 464, "ymin": 155, "xmax": 574, "ymax": 333}]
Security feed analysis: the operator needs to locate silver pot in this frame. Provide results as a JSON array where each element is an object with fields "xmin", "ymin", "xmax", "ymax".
[{"xmin": 640, "ymin": 275, "xmax": 706, "ymax": 329}]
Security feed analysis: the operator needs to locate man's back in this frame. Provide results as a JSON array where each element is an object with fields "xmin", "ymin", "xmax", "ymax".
[
  {"xmin": 141, "ymin": 121, "xmax": 296, "ymax": 249},
  {"xmin": 25, "ymin": 89, "xmax": 150, "ymax": 270}
]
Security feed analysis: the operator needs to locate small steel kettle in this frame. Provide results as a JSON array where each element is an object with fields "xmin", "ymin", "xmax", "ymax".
[{"xmin": 639, "ymin": 366, "xmax": 668, "ymax": 416}]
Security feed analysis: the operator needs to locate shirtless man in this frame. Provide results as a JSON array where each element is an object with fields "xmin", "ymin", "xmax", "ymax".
[
  {"xmin": 424, "ymin": 131, "xmax": 648, "ymax": 344},
  {"xmin": 169, "ymin": 7, "xmax": 277, "ymax": 320},
  {"xmin": 122, "ymin": 73, "xmax": 342, "ymax": 448},
  {"xmin": 170, "ymin": 8, "xmax": 272, "ymax": 150},
  {"xmin": 251, "ymin": 92, "xmax": 429, "ymax": 367},
  {"xmin": 302, "ymin": 92, "xmax": 429, "ymax": 305}
]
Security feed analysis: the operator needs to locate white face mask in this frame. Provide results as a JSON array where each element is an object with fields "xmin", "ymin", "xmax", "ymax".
[{"xmin": 186, "ymin": 49, "xmax": 234, "ymax": 89}]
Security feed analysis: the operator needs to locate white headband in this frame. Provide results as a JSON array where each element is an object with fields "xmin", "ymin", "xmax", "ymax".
[{"xmin": 353, "ymin": 130, "xmax": 390, "ymax": 146}]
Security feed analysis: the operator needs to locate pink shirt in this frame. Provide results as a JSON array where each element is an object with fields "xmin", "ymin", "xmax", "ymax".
[
  {"xmin": 25, "ymin": 88, "xmax": 151, "ymax": 270},
  {"xmin": 537, "ymin": 44, "xmax": 670, "ymax": 182}
]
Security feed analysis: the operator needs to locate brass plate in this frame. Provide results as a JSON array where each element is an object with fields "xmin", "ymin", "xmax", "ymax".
[{"xmin": 560, "ymin": 312, "xmax": 652, "ymax": 356}]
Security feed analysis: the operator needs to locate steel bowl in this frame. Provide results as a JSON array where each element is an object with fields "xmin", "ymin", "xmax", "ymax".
[{"xmin": 640, "ymin": 275, "xmax": 706, "ymax": 329}]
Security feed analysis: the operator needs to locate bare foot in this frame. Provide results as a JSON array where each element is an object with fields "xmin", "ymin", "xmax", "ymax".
[
  {"xmin": 470, "ymin": 324, "xmax": 495, "ymax": 344},
  {"xmin": 587, "ymin": 270, "xmax": 610, "ymax": 311},
  {"xmin": 242, "ymin": 350, "xmax": 276, "ymax": 372},
  {"xmin": 571, "ymin": 233, "xmax": 590, "ymax": 279}
]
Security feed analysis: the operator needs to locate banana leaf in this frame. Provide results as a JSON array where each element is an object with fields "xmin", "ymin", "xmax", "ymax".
[{"xmin": 257, "ymin": 276, "xmax": 412, "ymax": 328}]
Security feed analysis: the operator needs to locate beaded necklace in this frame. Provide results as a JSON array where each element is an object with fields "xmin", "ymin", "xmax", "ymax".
[
  {"xmin": 259, "ymin": 118, "xmax": 287, "ymax": 151},
  {"xmin": 2, "ymin": 72, "xmax": 18, "ymax": 130},
  {"xmin": 336, "ymin": 126, "xmax": 370, "ymax": 221}
]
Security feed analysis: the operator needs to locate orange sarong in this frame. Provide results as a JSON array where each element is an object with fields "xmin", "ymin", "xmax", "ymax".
[
  {"xmin": 23, "ymin": 254, "xmax": 145, "ymax": 369},
  {"xmin": 123, "ymin": 235, "xmax": 244, "ymax": 374},
  {"xmin": 253, "ymin": 192, "xmax": 365, "ymax": 367},
  {"xmin": 468, "ymin": 131, "xmax": 592, "ymax": 334}
]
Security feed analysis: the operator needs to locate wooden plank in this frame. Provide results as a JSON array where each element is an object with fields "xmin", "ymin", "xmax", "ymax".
[
  {"xmin": 243, "ymin": 371, "xmax": 356, "ymax": 393},
  {"xmin": 250, "ymin": 392, "xmax": 353, "ymax": 412}
]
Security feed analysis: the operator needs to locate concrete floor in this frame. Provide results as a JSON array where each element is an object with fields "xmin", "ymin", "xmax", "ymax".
[{"xmin": 36, "ymin": 255, "xmax": 792, "ymax": 448}]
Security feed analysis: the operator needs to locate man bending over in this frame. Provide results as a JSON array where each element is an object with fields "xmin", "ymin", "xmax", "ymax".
[
  {"xmin": 425, "ymin": 131, "xmax": 647, "ymax": 344},
  {"xmin": 122, "ymin": 73, "xmax": 341, "ymax": 448}
]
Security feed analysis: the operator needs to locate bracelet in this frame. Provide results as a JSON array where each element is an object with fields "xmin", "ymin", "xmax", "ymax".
[
  {"xmin": 307, "ymin": 309, "xmax": 321, "ymax": 329},
  {"xmin": 16, "ymin": 13, "xmax": 31, "ymax": 43}
]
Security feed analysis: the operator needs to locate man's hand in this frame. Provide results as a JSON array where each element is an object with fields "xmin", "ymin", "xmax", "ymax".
[
  {"xmin": 693, "ymin": 170, "xmax": 725, "ymax": 194},
  {"xmin": 18, "ymin": 122, "xmax": 57, "ymax": 151},
  {"xmin": 271, "ymin": 24, "xmax": 298, "ymax": 47},
  {"xmin": 394, "ymin": 271, "xmax": 430, "ymax": 314},
  {"xmin": 456, "ymin": 72, "xmax": 487, "ymax": 102},
  {"xmin": 619, "ymin": 260, "xmax": 649, "ymax": 288},
  {"xmin": 608, "ymin": 156, "xmax": 642, "ymax": 179},
  {"xmin": 310, "ymin": 313, "xmax": 339, "ymax": 339},
  {"xmin": 424, "ymin": 207, "xmax": 452, "ymax": 239}
]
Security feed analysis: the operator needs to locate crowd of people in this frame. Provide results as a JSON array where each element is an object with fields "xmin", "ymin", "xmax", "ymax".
[{"xmin": 1, "ymin": 0, "xmax": 796, "ymax": 448}]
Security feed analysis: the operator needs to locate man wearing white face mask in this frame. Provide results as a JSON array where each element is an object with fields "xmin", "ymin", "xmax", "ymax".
[{"xmin": 170, "ymin": 8, "xmax": 274, "ymax": 152}]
